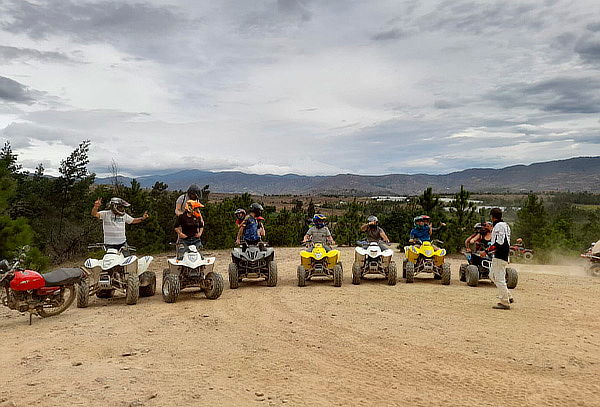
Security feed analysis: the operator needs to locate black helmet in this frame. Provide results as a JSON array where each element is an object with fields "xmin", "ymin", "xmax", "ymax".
[
  {"xmin": 249, "ymin": 202, "xmax": 263, "ymax": 215},
  {"xmin": 187, "ymin": 184, "xmax": 201, "ymax": 200}
]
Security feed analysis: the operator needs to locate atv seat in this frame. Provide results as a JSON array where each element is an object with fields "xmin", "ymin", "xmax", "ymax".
[{"xmin": 43, "ymin": 268, "xmax": 83, "ymax": 286}]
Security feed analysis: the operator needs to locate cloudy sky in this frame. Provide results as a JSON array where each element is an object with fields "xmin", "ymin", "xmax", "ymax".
[{"xmin": 1, "ymin": 0, "xmax": 599, "ymax": 177}]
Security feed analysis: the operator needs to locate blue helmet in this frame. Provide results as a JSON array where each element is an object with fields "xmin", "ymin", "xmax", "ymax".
[{"xmin": 313, "ymin": 214, "xmax": 327, "ymax": 228}]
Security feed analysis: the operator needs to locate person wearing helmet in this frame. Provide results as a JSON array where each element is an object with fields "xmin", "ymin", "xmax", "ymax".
[
  {"xmin": 175, "ymin": 184, "xmax": 203, "ymax": 216},
  {"xmin": 303, "ymin": 214, "xmax": 335, "ymax": 251},
  {"xmin": 360, "ymin": 215, "xmax": 391, "ymax": 249},
  {"xmin": 515, "ymin": 238, "xmax": 524, "ymax": 248},
  {"xmin": 236, "ymin": 203, "xmax": 265, "ymax": 246},
  {"xmin": 465, "ymin": 223, "xmax": 483, "ymax": 252},
  {"xmin": 91, "ymin": 197, "xmax": 149, "ymax": 252},
  {"xmin": 174, "ymin": 200, "xmax": 205, "ymax": 259},
  {"xmin": 410, "ymin": 215, "xmax": 445, "ymax": 243},
  {"xmin": 234, "ymin": 208, "xmax": 247, "ymax": 226}
]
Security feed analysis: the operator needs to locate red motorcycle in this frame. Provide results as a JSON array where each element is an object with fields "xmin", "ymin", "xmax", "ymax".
[{"xmin": 0, "ymin": 249, "xmax": 82, "ymax": 323}]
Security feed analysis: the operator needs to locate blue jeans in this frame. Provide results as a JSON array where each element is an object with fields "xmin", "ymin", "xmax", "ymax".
[{"xmin": 177, "ymin": 238, "xmax": 203, "ymax": 259}]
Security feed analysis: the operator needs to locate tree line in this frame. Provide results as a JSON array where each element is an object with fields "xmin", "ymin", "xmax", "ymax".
[{"xmin": 1, "ymin": 140, "xmax": 599, "ymax": 269}]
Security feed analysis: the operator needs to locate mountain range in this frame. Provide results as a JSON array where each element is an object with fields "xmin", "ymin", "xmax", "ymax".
[{"xmin": 95, "ymin": 156, "xmax": 600, "ymax": 195}]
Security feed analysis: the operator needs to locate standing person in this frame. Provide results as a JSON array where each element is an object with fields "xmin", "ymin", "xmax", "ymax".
[
  {"xmin": 360, "ymin": 215, "xmax": 391, "ymax": 250},
  {"xmin": 174, "ymin": 200, "xmax": 204, "ymax": 259},
  {"xmin": 481, "ymin": 208, "xmax": 514, "ymax": 310},
  {"xmin": 175, "ymin": 184, "xmax": 202, "ymax": 216},
  {"xmin": 91, "ymin": 197, "xmax": 149, "ymax": 252},
  {"xmin": 236, "ymin": 203, "xmax": 264, "ymax": 246},
  {"xmin": 234, "ymin": 208, "xmax": 246, "ymax": 227},
  {"xmin": 303, "ymin": 214, "xmax": 336, "ymax": 251}
]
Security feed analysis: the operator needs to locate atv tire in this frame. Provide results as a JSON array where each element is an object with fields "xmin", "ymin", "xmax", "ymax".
[
  {"xmin": 267, "ymin": 261, "xmax": 277, "ymax": 287},
  {"xmin": 333, "ymin": 264, "xmax": 343, "ymax": 287},
  {"xmin": 228, "ymin": 263, "xmax": 239, "ymax": 289},
  {"xmin": 523, "ymin": 252, "xmax": 533, "ymax": 261},
  {"xmin": 506, "ymin": 267, "xmax": 518, "ymax": 289},
  {"xmin": 351, "ymin": 262, "xmax": 362, "ymax": 285},
  {"xmin": 96, "ymin": 289, "xmax": 114, "ymax": 299},
  {"xmin": 125, "ymin": 272, "xmax": 140, "ymax": 305},
  {"xmin": 204, "ymin": 271, "xmax": 224, "ymax": 299},
  {"xmin": 441, "ymin": 263, "xmax": 451, "ymax": 285},
  {"xmin": 459, "ymin": 264, "xmax": 467, "ymax": 282},
  {"xmin": 162, "ymin": 273, "xmax": 180, "ymax": 303},
  {"xmin": 387, "ymin": 262, "xmax": 397, "ymax": 286},
  {"xmin": 139, "ymin": 271, "xmax": 156, "ymax": 297},
  {"xmin": 405, "ymin": 261, "xmax": 414, "ymax": 283},
  {"xmin": 466, "ymin": 265, "xmax": 479, "ymax": 287},
  {"xmin": 76, "ymin": 279, "xmax": 90, "ymax": 308},
  {"xmin": 402, "ymin": 259, "xmax": 407, "ymax": 279},
  {"xmin": 297, "ymin": 265, "xmax": 306, "ymax": 287},
  {"xmin": 590, "ymin": 264, "xmax": 600, "ymax": 277}
]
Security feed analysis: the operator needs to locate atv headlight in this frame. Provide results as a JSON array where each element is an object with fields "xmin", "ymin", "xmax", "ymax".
[
  {"xmin": 188, "ymin": 253, "xmax": 198, "ymax": 262},
  {"xmin": 425, "ymin": 250, "xmax": 433, "ymax": 256},
  {"xmin": 315, "ymin": 253, "xmax": 323, "ymax": 259},
  {"xmin": 102, "ymin": 259, "xmax": 113, "ymax": 268}
]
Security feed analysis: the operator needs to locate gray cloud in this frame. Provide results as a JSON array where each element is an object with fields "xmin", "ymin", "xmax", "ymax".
[
  {"xmin": 0, "ymin": 45, "xmax": 80, "ymax": 64},
  {"xmin": 488, "ymin": 77, "xmax": 600, "ymax": 114},
  {"xmin": 0, "ymin": 76, "xmax": 41, "ymax": 104},
  {"xmin": 371, "ymin": 29, "xmax": 408, "ymax": 41}
]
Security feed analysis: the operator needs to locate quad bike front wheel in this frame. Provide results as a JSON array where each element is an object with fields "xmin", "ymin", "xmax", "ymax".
[
  {"xmin": 297, "ymin": 265, "xmax": 306, "ymax": 287},
  {"xmin": 139, "ymin": 271, "xmax": 156, "ymax": 297},
  {"xmin": 333, "ymin": 264, "xmax": 343, "ymax": 287},
  {"xmin": 441, "ymin": 263, "xmax": 451, "ymax": 285},
  {"xmin": 76, "ymin": 279, "xmax": 90, "ymax": 308},
  {"xmin": 466, "ymin": 265, "xmax": 479, "ymax": 287},
  {"xmin": 404, "ymin": 261, "xmax": 414, "ymax": 283},
  {"xmin": 459, "ymin": 264, "xmax": 467, "ymax": 282},
  {"xmin": 506, "ymin": 267, "xmax": 518, "ymax": 289},
  {"xmin": 267, "ymin": 261, "xmax": 278, "ymax": 287},
  {"xmin": 162, "ymin": 273, "xmax": 180, "ymax": 303},
  {"xmin": 589, "ymin": 264, "xmax": 600, "ymax": 277},
  {"xmin": 351, "ymin": 262, "xmax": 361, "ymax": 285},
  {"xmin": 523, "ymin": 252, "xmax": 533, "ymax": 261},
  {"xmin": 228, "ymin": 263, "xmax": 239, "ymax": 289},
  {"xmin": 125, "ymin": 272, "xmax": 140, "ymax": 305},
  {"xmin": 204, "ymin": 272, "xmax": 224, "ymax": 299},
  {"xmin": 38, "ymin": 285, "xmax": 76, "ymax": 317},
  {"xmin": 387, "ymin": 262, "xmax": 397, "ymax": 286}
]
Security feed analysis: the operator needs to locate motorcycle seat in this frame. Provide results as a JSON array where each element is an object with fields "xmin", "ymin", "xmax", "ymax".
[{"xmin": 43, "ymin": 268, "xmax": 83, "ymax": 286}]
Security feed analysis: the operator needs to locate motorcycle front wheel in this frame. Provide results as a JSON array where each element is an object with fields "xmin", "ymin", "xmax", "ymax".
[{"xmin": 38, "ymin": 285, "xmax": 76, "ymax": 317}]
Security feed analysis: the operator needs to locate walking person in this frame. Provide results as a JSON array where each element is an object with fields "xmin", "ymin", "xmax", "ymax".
[{"xmin": 481, "ymin": 208, "xmax": 514, "ymax": 310}]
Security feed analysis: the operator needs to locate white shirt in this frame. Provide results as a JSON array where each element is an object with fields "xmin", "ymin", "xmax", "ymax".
[{"xmin": 99, "ymin": 210, "xmax": 134, "ymax": 245}]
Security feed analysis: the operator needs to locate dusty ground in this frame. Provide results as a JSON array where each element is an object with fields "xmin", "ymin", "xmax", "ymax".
[{"xmin": 1, "ymin": 247, "xmax": 599, "ymax": 407}]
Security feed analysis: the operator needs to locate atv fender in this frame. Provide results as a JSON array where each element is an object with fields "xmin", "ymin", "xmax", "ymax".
[{"xmin": 137, "ymin": 255, "xmax": 154, "ymax": 275}]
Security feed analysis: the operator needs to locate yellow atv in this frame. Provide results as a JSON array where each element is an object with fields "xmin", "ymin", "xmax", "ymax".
[
  {"xmin": 403, "ymin": 240, "xmax": 451, "ymax": 285},
  {"xmin": 298, "ymin": 243, "xmax": 343, "ymax": 287}
]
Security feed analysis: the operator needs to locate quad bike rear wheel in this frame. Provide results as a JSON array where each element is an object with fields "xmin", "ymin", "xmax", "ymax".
[
  {"xmin": 125, "ymin": 272, "xmax": 140, "ymax": 305},
  {"xmin": 228, "ymin": 263, "xmax": 239, "ymax": 289},
  {"xmin": 466, "ymin": 265, "xmax": 479, "ymax": 287},
  {"xmin": 459, "ymin": 264, "xmax": 467, "ymax": 282},
  {"xmin": 204, "ymin": 271, "xmax": 224, "ymax": 299},
  {"xmin": 523, "ymin": 252, "xmax": 533, "ymax": 261},
  {"xmin": 333, "ymin": 264, "xmax": 343, "ymax": 287},
  {"xmin": 506, "ymin": 267, "xmax": 518, "ymax": 289},
  {"xmin": 38, "ymin": 285, "xmax": 76, "ymax": 317},
  {"xmin": 404, "ymin": 261, "xmax": 414, "ymax": 283},
  {"xmin": 267, "ymin": 261, "xmax": 278, "ymax": 287},
  {"xmin": 441, "ymin": 263, "xmax": 451, "ymax": 285},
  {"xmin": 297, "ymin": 265, "xmax": 306, "ymax": 287},
  {"xmin": 96, "ymin": 289, "xmax": 114, "ymax": 299},
  {"xmin": 162, "ymin": 273, "xmax": 180, "ymax": 303},
  {"xmin": 351, "ymin": 262, "xmax": 361, "ymax": 285},
  {"xmin": 139, "ymin": 271, "xmax": 156, "ymax": 297},
  {"xmin": 589, "ymin": 264, "xmax": 600, "ymax": 277},
  {"xmin": 76, "ymin": 279, "xmax": 90, "ymax": 308},
  {"xmin": 402, "ymin": 259, "xmax": 407, "ymax": 279}
]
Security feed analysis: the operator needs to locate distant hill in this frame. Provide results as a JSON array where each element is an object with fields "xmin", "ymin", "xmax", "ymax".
[{"xmin": 95, "ymin": 156, "xmax": 600, "ymax": 195}]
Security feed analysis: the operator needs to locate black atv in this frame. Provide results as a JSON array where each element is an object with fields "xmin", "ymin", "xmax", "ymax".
[
  {"xmin": 228, "ymin": 241, "xmax": 277, "ymax": 289},
  {"xmin": 459, "ymin": 252, "xmax": 518, "ymax": 288}
]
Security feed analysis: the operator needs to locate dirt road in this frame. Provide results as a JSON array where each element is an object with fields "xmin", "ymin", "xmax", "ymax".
[{"xmin": 1, "ymin": 247, "xmax": 599, "ymax": 406}]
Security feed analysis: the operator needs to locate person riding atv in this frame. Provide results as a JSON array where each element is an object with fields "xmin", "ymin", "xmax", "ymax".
[
  {"xmin": 175, "ymin": 184, "xmax": 203, "ymax": 216},
  {"xmin": 360, "ymin": 216, "xmax": 390, "ymax": 250},
  {"xmin": 236, "ymin": 203, "xmax": 265, "ymax": 246},
  {"xmin": 303, "ymin": 214, "xmax": 336, "ymax": 251},
  {"xmin": 409, "ymin": 215, "xmax": 445, "ymax": 244},
  {"xmin": 465, "ymin": 222, "xmax": 492, "ymax": 253},
  {"xmin": 174, "ymin": 200, "xmax": 204, "ymax": 259}
]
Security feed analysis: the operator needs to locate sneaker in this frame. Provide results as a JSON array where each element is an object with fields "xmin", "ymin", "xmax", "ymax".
[
  {"xmin": 492, "ymin": 303, "xmax": 511, "ymax": 310},
  {"xmin": 509, "ymin": 298, "xmax": 515, "ymax": 304}
]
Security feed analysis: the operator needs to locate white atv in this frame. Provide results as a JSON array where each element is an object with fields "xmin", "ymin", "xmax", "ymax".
[
  {"xmin": 77, "ymin": 244, "xmax": 155, "ymax": 307},
  {"xmin": 352, "ymin": 241, "xmax": 397, "ymax": 285},
  {"xmin": 162, "ymin": 243, "xmax": 223, "ymax": 303}
]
